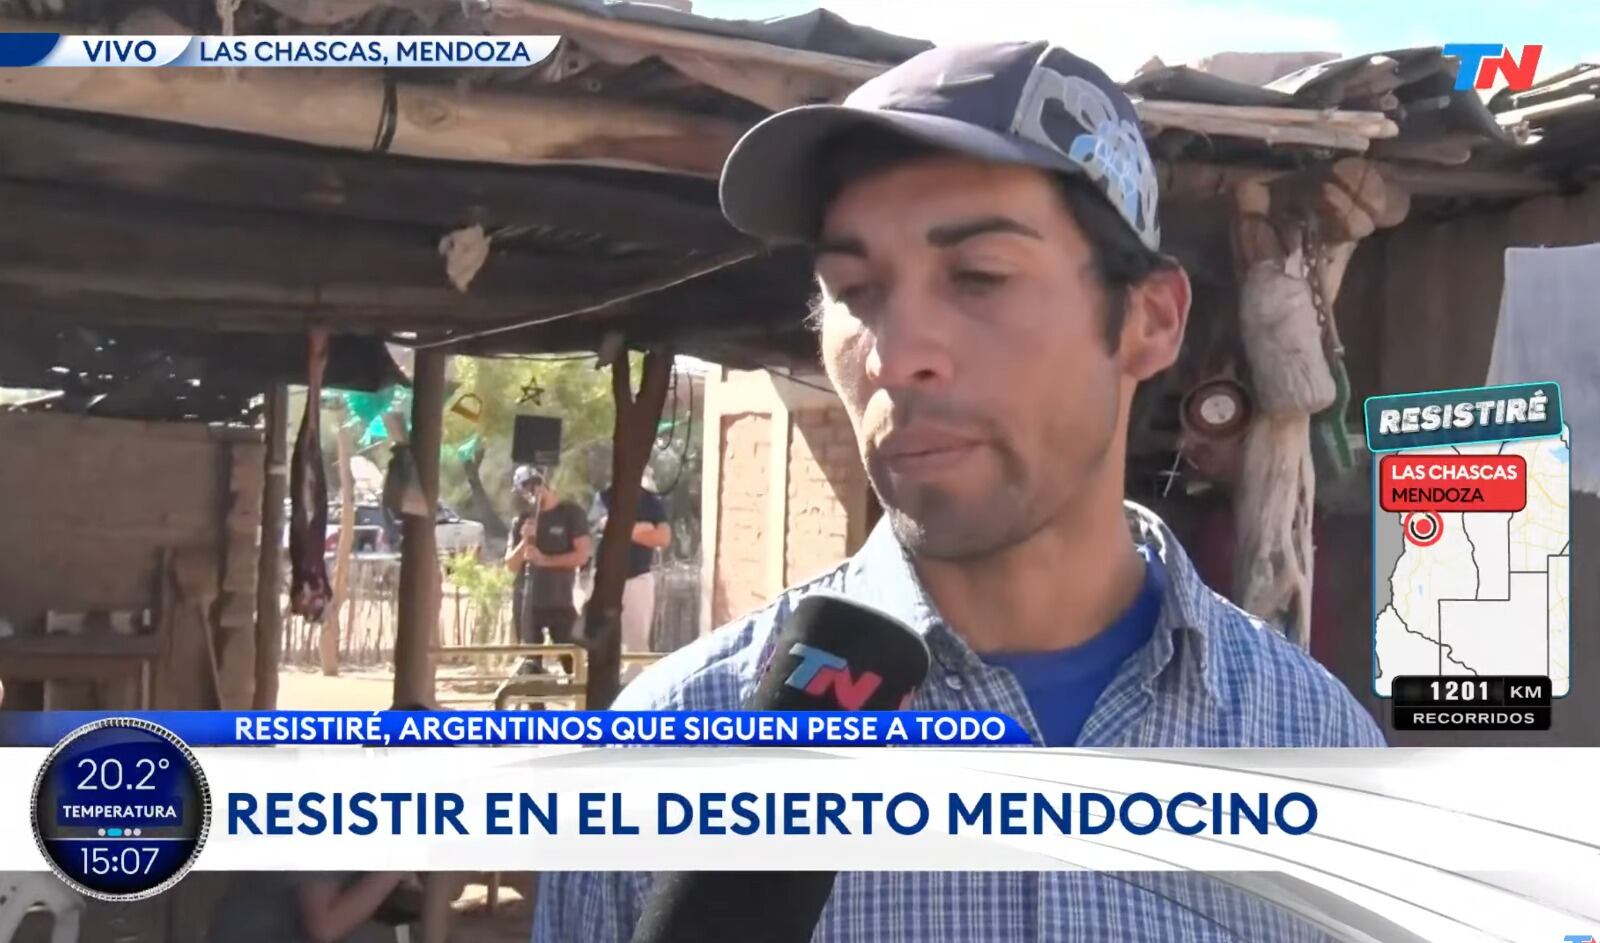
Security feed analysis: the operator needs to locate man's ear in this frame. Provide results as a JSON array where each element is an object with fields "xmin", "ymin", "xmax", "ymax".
[{"xmin": 1117, "ymin": 265, "xmax": 1190, "ymax": 381}]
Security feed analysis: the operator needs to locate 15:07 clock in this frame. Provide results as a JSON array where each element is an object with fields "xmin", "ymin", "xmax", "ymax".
[{"xmin": 31, "ymin": 718, "xmax": 211, "ymax": 900}]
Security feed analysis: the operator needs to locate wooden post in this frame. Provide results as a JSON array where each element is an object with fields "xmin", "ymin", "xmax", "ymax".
[
  {"xmin": 322, "ymin": 417, "xmax": 355, "ymax": 676},
  {"xmin": 393, "ymin": 350, "xmax": 444, "ymax": 708},
  {"xmin": 585, "ymin": 350, "xmax": 673, "ymax": 710},
  {"xmin": 421, "ymin": 877, "xmax": 454, "ymax": 943},
  {"xmin": 252, "ymin": 385, "xmax": 288, "ymax": 709}
]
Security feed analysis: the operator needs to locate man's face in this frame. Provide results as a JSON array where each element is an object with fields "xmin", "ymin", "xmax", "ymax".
[{"xmin": 813, "ymin": 156, "xmax": 1184, "ymax": 560}]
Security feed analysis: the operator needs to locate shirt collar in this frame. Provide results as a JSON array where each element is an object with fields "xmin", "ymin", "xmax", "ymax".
[{"xmin": 839, "ymin": 501, "xmax": 1227, "ymax": 701}]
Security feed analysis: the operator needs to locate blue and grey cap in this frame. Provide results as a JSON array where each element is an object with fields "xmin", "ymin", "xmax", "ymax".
[{"xmin": 719, "ymin": 40, "xmax": 1161, "ymax": 251}]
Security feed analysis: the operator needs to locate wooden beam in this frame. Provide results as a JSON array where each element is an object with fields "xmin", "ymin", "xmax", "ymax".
[
  {"xmin": 1140, "ymin": 101, "xmax": 1399, "ymax": 137},
  {"xmin": 427, "ymin": 244, "xmax": 760, "ymax": 350},
  {"xmin": 448, "ymin": 249, "xmax": 815, "ymax": 356},
  {"xmin": 1496, "ymin": 93, "xmax": 1600, "ymax": 127},
  {"xmin": 0, "ymin": 109, "xmax": 747, "ymax": 250},
  {"xmin": 1385, "ymin": 165, "xmax": 1561, "ymax": 198},
  {"xmin": 1157, "ymin": 157, "xmax": 1561, "ymax": 204},
  {"xmin": 1368, "ymin": 131, "xmax": 1483, "ymax": 166},
  {"xmin": 0, "ymin": 23, "xmax": 1412, "ymax": 169},
  {"xmin": 323, "ymin": 418, "xmax": 356, "ymax": 677},
  {"xmin": 490, "ymin": 0, "xmax": 884, "ymax": 82},
  {"xmin": 0, "ymin": 60, "xmax": 744, "ymax": 177},
  {"xmin": 0, "ymin": 180, "xmax": 705, "ymax": 329},
  {"xmin": 1137, "ymin": 100, "xmax": 1397, "ymax": 151},
  {"xmin": 393, "ymin": 350, "xmax": 446, "ymax": 708},
  {"xmin": 252, "ymin": 385, "xmax": 288, "ymax": 709}
]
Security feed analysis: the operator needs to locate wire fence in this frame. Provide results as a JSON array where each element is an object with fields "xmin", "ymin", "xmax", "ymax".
[{"xmin": 280, "ymin": 554, "xmax": 703, "ymax": 669}]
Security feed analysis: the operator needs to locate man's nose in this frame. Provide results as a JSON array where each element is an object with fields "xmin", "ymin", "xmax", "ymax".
[{"xmin": 863, "ymin": 284, "xmax": 956, "ymax": 391}]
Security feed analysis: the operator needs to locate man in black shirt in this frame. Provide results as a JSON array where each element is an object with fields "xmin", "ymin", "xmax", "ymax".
[
  {"xmin": 593, "ymin": 473, "xmax": 671, "ymax": 671},
  {"xmin": 505, "ymin": 471, "xmax": 590, "ymax": 673}
]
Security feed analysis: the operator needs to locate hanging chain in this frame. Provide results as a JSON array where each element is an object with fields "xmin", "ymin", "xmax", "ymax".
[{"xmin": 1301, "ymin": 215, "xmax": 1346, "ymax": 362}]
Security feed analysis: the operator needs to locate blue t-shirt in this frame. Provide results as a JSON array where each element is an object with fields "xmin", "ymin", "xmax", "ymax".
[{"xmin": 979, "ymin": 546, "xmax": 1164, "ymax": 747}]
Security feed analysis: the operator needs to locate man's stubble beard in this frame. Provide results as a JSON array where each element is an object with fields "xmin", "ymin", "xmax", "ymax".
[
  {"xmin": 869, "ymin": 439, "xmax": 1046, "ymax": 562},
  {"xmin": 865, "ymin": 395, "xmax": 1123, "ymax": 564}
]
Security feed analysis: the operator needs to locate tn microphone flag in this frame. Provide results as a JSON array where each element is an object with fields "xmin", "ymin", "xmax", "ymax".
[{"xmin": 0, "ymin": 33, "xmax": 559, "ymax": 68}]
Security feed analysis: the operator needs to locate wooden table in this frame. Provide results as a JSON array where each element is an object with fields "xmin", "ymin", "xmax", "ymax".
[{"xmin": 0, "ymin": 633, "xmax": 158, "ymax": 708}]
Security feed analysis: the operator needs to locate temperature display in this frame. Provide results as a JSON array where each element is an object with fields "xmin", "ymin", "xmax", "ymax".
[{"xmin": 31, "ymin": 718, "xmax": 210, "ymax": 900}]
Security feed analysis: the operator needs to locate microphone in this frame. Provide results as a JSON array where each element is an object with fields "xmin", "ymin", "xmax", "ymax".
[{"xmin": 628, "ymin": 593, "xmax": 931, "ymax": 943}]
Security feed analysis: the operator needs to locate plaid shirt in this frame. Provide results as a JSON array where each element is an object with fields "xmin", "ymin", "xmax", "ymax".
[{"xmin": 534, "ymin": 503, "xmax": 1386, "ymax": 942}]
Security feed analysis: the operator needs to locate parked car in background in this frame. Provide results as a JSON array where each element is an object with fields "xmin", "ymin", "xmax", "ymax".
[
  {"xmin": 283, "ymin": 501, "xmax": 485, "ymax": 559},
  {"xmin": 324, "ymin": 504, "xmax": 392, "ymax": 554},
  {"xmin": 433, "ymin": 504, "xmax": 486, "ymax": 558},
  {"xmin": 280, "ymin": 500, "xmax": 392, "ymax": 555}
]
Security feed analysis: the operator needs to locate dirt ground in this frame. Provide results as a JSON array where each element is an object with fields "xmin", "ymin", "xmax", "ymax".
[{"xmin": 275, "ymin": 664, "xmax": 399, "ymax": 709}]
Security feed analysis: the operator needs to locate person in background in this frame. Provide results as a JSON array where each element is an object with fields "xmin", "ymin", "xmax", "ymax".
[
  {"xmin": 592, "ymin": 469, "xmax": 671, "ymax": 668},
  {"xmin": 210, "ymin": 872, "xmax": 418, "ymax": 943},
  {"xmin": 209, "ymin": 711, "xmax": 428, "ymax": 943},
  {"xmin": 505, "ymin": 469, "xmax": 590, "ymax": 674}
]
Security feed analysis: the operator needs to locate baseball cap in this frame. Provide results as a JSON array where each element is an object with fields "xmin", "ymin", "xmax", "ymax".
[
  {"xmin": 719, "ymin": 40, "xmax": 1160, "ymax": 252},
  {"xmin": 512, "ymin": 465, "xmax": 542, "ymax": 492}
]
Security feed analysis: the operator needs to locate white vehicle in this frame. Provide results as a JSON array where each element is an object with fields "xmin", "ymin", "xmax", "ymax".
[{"xmin": 433, "ymin": 504, "xmax": 486, "ymax": 558}]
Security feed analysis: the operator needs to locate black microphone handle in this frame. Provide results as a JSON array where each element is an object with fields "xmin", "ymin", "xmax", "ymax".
[
  {"xmin": 628, "ymin": 594, "xmax": 929, "ymax": 943},
  {"xmin": 631, "ymin": 871, "xmax": 838, "ymax": 943}
]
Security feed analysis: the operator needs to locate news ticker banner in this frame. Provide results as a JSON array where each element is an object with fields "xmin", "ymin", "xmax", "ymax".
[
  {"xmin": 3, "ymin": 715, "xmax": 1598, "ymax": 938},
  {"xmin": 0, "ymin": 710, "xmax": 1029, "ymax": 748},
  {"xmin": 1363, "ymin": 382, "xmax": 1573, "ymax": 725},
  {"xmin": 0, "ymin": 33, "xmax": 560, "ymax": 68}
]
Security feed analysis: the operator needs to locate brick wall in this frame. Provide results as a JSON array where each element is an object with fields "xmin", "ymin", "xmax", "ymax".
[
  {"xmin": 0, "ymin": 412, "xmax": 262, "ymax": 710},
  {"xmin": 702, "ymin": 371, "xmax": 874, "ymax": 634},
  {"xmin": 712, "ymin": 412, "xmax": 771, "ymax": 625},
  {"xmin": 786, "ymin": 404, "xmax": 866, "ymax": 585}
]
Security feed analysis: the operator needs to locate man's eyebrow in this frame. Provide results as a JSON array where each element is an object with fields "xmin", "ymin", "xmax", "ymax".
[
  {"xmin": 813, "ymin": 234, "xmax": 867, "ymax": 259},
  {"xmin": 927, "ymin": 216, "xmax": 1042, "ymax": 247}
]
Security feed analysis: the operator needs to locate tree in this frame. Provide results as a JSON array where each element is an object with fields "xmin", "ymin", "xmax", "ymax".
[
  {"xmin": 440, "ymin": 355, "xmax": 621, "ymax": 547},
  {"xmin": 283, "ymin": 356, "xmax": 626, "ymax": 557},
  {"xmin": 584, "ymin": 350, "xmax": 673, "ymax": 709}
]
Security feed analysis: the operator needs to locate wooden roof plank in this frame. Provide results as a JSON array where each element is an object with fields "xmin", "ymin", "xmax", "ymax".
[
  {"xmin": 0, "ymin": 108, "xmax": 749, "ymax": 251},
  {"xmin": 0, "ymin": 54, "xmax": 743, "ymax": 177},
  {"xmin": 0, "ymin": 180, "xmax": 719, "ymax": 331}
]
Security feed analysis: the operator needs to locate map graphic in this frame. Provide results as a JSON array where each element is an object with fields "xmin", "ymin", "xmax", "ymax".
[{"xmin": 1373, "ymin": 426, "xmax": 1571, "ymax": 696}]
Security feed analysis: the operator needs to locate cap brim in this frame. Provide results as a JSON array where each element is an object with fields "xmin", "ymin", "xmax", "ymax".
[{"xmin": 719, "ymin": 105, "xmax": 1086, "ymax": 243}]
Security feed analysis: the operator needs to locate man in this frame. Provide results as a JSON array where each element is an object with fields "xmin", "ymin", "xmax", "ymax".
[
  {"xmin": 210, "ymin": 868, "xmax": 417, "ymax": 943},
  {"xmin": 211, "ymin": 719, "xmax": 428, "ymax": 943},
  {"xmin": 536, "ymin": 41, "xmax": 1383, "ymax": 942},
  {"xmin": 591, "ymin": 470, "xmax": 671, "ymax": 662},
  {"xmin": 505, "ymin": 468, "xmax": 590, "ymax": 674}
]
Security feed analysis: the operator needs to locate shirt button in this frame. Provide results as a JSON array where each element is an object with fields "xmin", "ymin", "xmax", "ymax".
[{"xmin": 943, "ymin": 674, "xmax": 964, "ymax": 692}]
